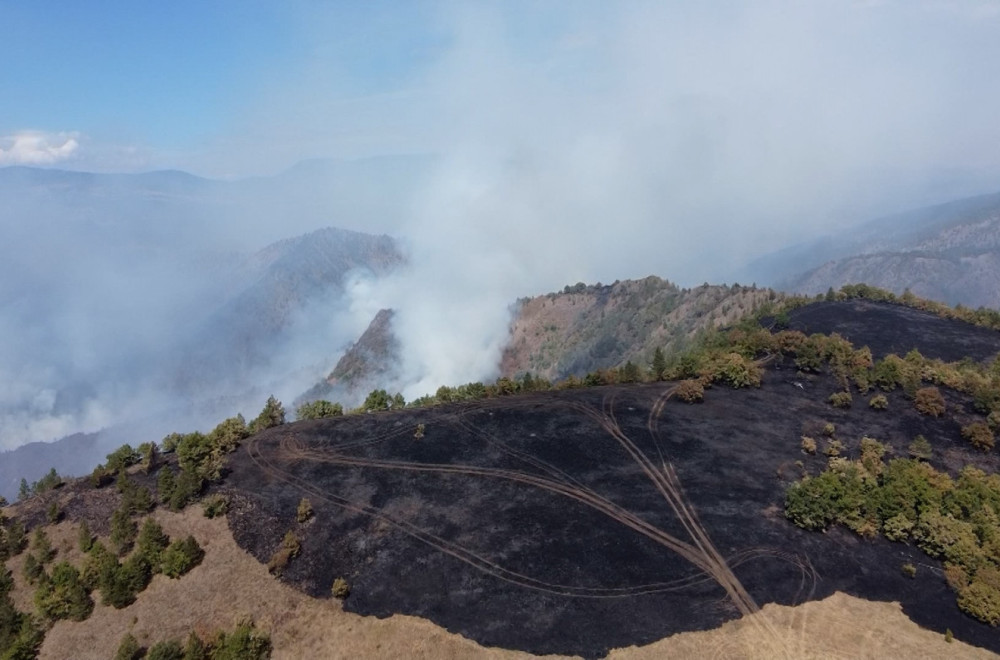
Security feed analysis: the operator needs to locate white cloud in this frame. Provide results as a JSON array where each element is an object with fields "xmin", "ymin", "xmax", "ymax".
[{"xmin": 0, "ymin": 130, "xmax": 80, "ymax": 166}]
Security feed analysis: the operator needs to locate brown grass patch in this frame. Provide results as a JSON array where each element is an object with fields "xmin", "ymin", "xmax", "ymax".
[{"xmin": 8, "ymin": 510, "xmax": 990, "ymax": 659}]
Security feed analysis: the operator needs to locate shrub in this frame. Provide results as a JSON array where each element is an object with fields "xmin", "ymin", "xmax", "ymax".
[
  {"xmin": 296, "ymin": 400, "xmax": 343, "ymax": 420},
  {"xmin": 169, "ymin": 469, "xmax": 204, "ymax": 511},
  {"xmin": 105, "ymin": 444, "xmax": 141, "ymax": 474},
  {"xmin": 822, "ymin": 423, "xmax": 836, "ymax": 437},
  {"xmin": 249, "ymin": 395, "xmax": 286, "ymax": 433},
  {"xmin": 176, "ymin": 432, "xmax": 221, "ymax": 481},
  {"xmin": 22, "ymin": 553, "xmax": 43, "ymax": 584},
  {"xmin": 161, "ymin": 536, "xmax": 204, "ymax": 579},
  {"xmin": 908, "ymin": 435, "xmax": 933, "ymax": 461},
  {"xmin": 882, "ymin": 514, "xmax": 915, "ymax": 542},
  {"xmin": 33, "ymin": 468, "xmax": 63, "ymax": 494},
  {"xmin": 184, "ymin": 632, "xmax": 207, "ymax": 660},
  {"xmin": 202, "ymin": 494, "xmax": 229, "ymax": 519},
  {"xmin": 158, "ymin": 466, "xmax": 176, "ymax": 504},
  {"xmin": 161, "ymin": 432, "xmax": 183, "ymax": 453},
  {"xmin": 210, "ymin": 619, "xmax": 271, "ymax": 660},
  {"xmin": 914, "ymin": 387, "xmax": 946, "ymax": 417},
  {"xmin": 800, "ymin": 437, "xmax": 817, "ymax": 454},
  {"xmin": 296, "ymin": 498, "xmax": 314, "ymax": 523},
  {"xmin": 267, "ymin": 531, "xmax": 301, "ymax": 576},
  {"xmin": 3, "ymin": 518, "xmax": 26, "ymax": 558},
  {"xmin": 119, "ymin": 476, "xmax": 154, "ymax": 515},
  {"xmin": 675, "ymin": 379, "xmax": 705, "ymax": 403},
  {"xmin": 34, "ymin": 561, "xmax": 93, "ymax": 621},
  {"xmin": 828, "ymin": 391, "xmax": 852, "ymax": 409},
  {"xmin": 901, "ymin": 562, "xmax": 917, "ymax": 578},
  {"xmin": 824, "ymin": 439, "xmax": 844, "ymax": 457},
  {"xmin": 137, "ymin": 519, "xmax": 170, "ymax": 568},
  {"xmin": 208, "ymin": 414, "xmax": 249, "ymax": 454},
  {"xmin": 146, "ymin": 640, "xmax": 184, "ymax": 660},
  {"xmin": 986, "ymin": 409, "xmax": 1000, "ymax": 432},
  {"xmin": 715, "ymin": 353, "xmax": 762, "ymax": 388},
  {"xmin": 78, "ymin": 521, "xmax": 94, "ymax": 553},
  {"xmin": 414, "ymin": 423, "xmax": 425, "ymax": 439},
  {"xmin": 331, "ymin": 577, "xmax": 351, "ymax": 599},
  {"xmin": 46, "ymin": 501, "xmax": 61, "ymax": 523},
  {"xmin": 80, "ymin": 541, "xmax": 116, "ymax": 592},
  {"xmin": 859, "ymin": 437, "xmax": 886, "ymax": 477},
  {"xmin": 120, "ymin": 553, "xmax": 153, "ymax": 596},
  {"xmin": 115, "ymin": 633, "xmax": 142, "ymax": 660},
  {"xmin": 868, "ymin": 394, "xmax": 889, "ymax": 410},
  {"xmin": 138, "ymin": 442, "xmax": 159, "ymax": 474},
  {"xmin": 962, "ymin": 422, "xmax": 995, "ymax": 451},
  {"xmin": 956, "ymin": 565, "xmax": 1000, "ymax": 626},
  {"xmin": 32, "ymin": 528, "xmax": 54, "ymax": 564},
  {"xmin": 110, "ymin": 508, "xmax": 137, "ymax": 556}
]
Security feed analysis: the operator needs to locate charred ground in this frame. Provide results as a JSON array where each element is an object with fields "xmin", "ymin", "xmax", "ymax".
[{"xmin": 224, "ymin": 300, "xmax": 1000, "ymax": 658}]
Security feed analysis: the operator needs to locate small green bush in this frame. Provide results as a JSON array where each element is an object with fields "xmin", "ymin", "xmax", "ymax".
[
  {"xmin": 31, "ymin": 528, "xmax": 54, "ymax": 564},
  {"xmin": 914, "ymin": 387, "xmax": 946, "ymax": 417},
  {"xmin": 161, "ymin": 536, "xmax": 204, "ymax": 579},
  {"xmin": 110, "ymin": 508, "xmax": 137, "ymax": 556},
  {"xmin": 296, "ymin": 400, "xmax": 343, "ymax": 420},
  {"xmin": 115, "ymin": 633, "xmax": 142, "ymax": 660},
  {"xmin": 146, "ymin": 639, "xmax": 184, "ymax": 660},
  {"xmin": 962, "ymin": 422, "xmax": 995, "ymax": 451},
  {"xmin": 822, "ymin": 423, "xmax": 836, "ymax": 437},
  {"xmin": 137, "ymin": 518, "xmax": 170, "ymax": 568},
  {"xmin": 157, "ymin": 466, "xmax": 176, "ymax": 504},
  {"xmin": 901, "ymin": 562, "xmax": 917, "ymax": 578},
  {"xmin": 824, "ymin": 439, "xmax": 844, "ymax": 457},
  {"xmin": 34, "ymin": 561, "xmax": 93, "ymax": 621},
  {"xmin": 296, "ymin": 498, "xmax": 314, "ymax": 523},
  {"xmin": 908, "ymin": 435, "xmax": 933, "ymax": 460},
  {"xmin": 675, "ymin": 379, "xmax": 705, "ymax": 403},
  {"xmin": 800, "ymin": 437, "xmax": 817, "ymax": 454},
  {"xmin": 202, "ymin": 494, "xmax": 229, "ymax": 519},
  {"xmin": 828, "ymin": 391, "xmax": 852, "ymax": 408},
  {"xmin": 868, "ymin": 394, "xmax": 889, "ymax": 410},
  {"xmin": 956, "ymin": 565, "xmax": 1000, "ymax": 626},
  {"xmin": 267, "ymin": 532, "xmax": 301, "ymax": 576},
  {"xmin": 210, "ymin": 619, "xmax": 271, "ymax": 660},
  {"xmin": 331, "ymin": 577, "xmax": 351, "ymax": 599},
  {"xmin": 78, "ymin": 521, "xmax": 94, "ymax": 553}
]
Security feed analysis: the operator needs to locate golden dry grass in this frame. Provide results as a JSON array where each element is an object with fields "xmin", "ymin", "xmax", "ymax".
[{"xmin": 1, "ymin": 509, "xmax": 990, "ymax": 659}]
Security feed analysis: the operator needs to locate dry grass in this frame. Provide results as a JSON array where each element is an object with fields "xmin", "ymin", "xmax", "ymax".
[
  {"xmin": 1, "ymin": 509, "xmax": 988, "ymax": 659},
  {"xmin": 608, "ymin": 592, "xmax": 997, "ymax": 660}
]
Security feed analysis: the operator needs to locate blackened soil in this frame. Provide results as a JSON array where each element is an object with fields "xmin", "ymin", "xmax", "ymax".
[
  {"xmin": 784, "ymin": 299, "xmax": 1000, "ymax": 362},
  {"xmin": 227, "ymin": 370, "xmax": 1000, "ymax": 657}
]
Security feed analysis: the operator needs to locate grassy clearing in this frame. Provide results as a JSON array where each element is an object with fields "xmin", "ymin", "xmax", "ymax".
[{"xmin": 8, "ymin": 508, "xmax": 987, "ymax": 659}]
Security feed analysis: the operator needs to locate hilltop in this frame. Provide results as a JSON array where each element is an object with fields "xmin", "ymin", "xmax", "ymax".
[
  {"xmin": 5, "ymin": 287, "xmax": 1000, "ymax": 658},
  {"xmin": 302, "ymin": 277, "xmax": 784, "ymax": 405}
]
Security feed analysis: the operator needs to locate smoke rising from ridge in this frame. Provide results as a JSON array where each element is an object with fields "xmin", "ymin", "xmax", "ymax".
[{"xmin": 334, "ymin": 2, "xmax": 1000, "ymax": 399}]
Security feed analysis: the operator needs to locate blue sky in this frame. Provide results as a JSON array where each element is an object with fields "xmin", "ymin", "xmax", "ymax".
[
  {"xmin": 2, "ymin": 0, "xmax": 1000, "ymax": 199},
  {"xmin": 0, "ymin": 1, "xmax": 453, "ymax": 173}
]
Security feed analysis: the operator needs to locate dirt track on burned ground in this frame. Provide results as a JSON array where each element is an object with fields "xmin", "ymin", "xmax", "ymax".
[
  {"xmin": 220, "ymin": 301, "xmax": 1000, "ymax": 658},
  {"xmin": 225, "ymin": 392, "xmax": 994, "ymax": 656}
]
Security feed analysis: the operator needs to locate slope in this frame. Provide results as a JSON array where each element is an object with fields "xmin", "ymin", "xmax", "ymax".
[
  {"xmin": 746, "ymin": 189, "xmax": 1000, "ymax": 307},
  {"xmin": 500, "ymin": 277, "xmax": 782, "ymax": 380}
]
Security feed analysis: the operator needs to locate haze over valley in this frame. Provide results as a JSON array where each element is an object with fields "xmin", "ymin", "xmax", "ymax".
[{"xmin": 5, "ymin": 4, "xmax": 1000, "ymax": 658}]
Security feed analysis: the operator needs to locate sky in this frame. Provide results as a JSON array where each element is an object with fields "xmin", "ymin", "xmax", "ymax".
[{"xmin": 4, "ymin": 0, "xmax": 1000, "ymax": 465}]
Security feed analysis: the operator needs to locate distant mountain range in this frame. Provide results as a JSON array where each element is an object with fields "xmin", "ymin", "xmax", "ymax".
[{"xmin": 746, "ymin": 189, "xmax": 1000, "ymax": 307}]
